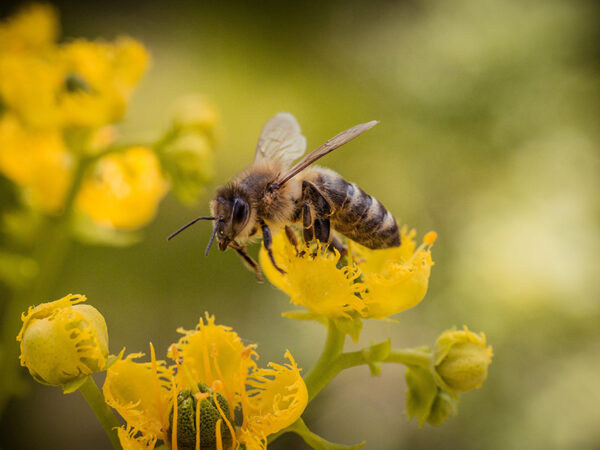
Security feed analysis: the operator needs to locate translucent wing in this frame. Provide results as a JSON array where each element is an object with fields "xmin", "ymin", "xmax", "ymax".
[
  {"xmin": 274, "ymin": 120, "xmax": 378, "ymax": 187},
  {"xmin": 254, "ymin": 112, "xmax": 307, "ymax": 168}
]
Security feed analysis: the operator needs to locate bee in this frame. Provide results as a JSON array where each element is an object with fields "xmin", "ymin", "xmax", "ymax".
[{"xmin": 168, "ymin": 113, "xmax": 400, "ymax": 281}]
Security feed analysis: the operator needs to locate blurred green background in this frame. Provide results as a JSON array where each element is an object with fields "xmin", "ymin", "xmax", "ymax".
[{"xmin": 1, "ymin": 0, "xmax": 599, "ymax": 448}]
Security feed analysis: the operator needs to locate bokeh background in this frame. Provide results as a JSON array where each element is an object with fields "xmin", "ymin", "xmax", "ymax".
[{"xmin": 1, "ymin": 0, "xmax": 599, "ymax": 449}]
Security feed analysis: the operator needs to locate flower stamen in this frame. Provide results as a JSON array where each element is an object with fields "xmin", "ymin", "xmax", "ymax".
[
  {"xmin": 215, "ymin": 418, "xmax": 223, "ymax": 450},
  {"xmin": 212, "ymin": 391, "xmax": 237, "ymax": 449}
]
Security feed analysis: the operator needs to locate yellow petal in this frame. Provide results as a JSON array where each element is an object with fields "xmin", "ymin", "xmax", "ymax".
[
  {"xmin": 103, "ymin": 353, "xmax": 171, "ymax": 440},
  {"xmin": 170, "ymin": 313, "xmax": 254, "ymax": 405},
  {"xmin": 358, "ymin": 227, "xmax": 435, "ymax": 319},
  {"xmin": 260, "ymin": 232, "xmax": 367, "ymax": 319},
  {"xmin": 117, "ymin": 426, "xmax": 157, "ymax": 450},
  {"xmin": 76, "ymin": 147, "xmax": 168, "ymax": 229},
  {"xmin": 0, "ymin": 4, "xmax": 59, "ymax": 51},
  {"xmin": 243, "ymin": 351, "xmax": 308, "ymax": 440}
]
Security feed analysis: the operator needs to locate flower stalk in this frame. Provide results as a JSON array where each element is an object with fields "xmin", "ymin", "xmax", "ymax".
[{"xmin": 78, "ymin": 376, "xmax": 123, "ymax": 450}]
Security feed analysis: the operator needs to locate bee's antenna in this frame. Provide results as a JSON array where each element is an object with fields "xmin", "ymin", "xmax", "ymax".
[
  {"xmin": 205, "ymin": 227, "xmax": 218, "ymax": 256},
  {"xmin": 167, "ymin": 216, "xmax": 214, "ymax": 241}
]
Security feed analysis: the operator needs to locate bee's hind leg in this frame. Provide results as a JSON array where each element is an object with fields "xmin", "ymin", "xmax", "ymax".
[
  {"xmin": 329, "ymin": 234, "xmax": 347, "ymax": 258},
  {"xmin": 260, "ymin": 219, "xmax": 286, "ymax": 275}
]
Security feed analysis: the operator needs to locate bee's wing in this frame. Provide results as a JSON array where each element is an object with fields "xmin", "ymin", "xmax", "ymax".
[
  {"xmin": 274, "ymin": 120, "xmax": 378, "ymax": 187},
  {"xmin": 254, "ymin": 112, "xmax": 307, "ymax": 167}
]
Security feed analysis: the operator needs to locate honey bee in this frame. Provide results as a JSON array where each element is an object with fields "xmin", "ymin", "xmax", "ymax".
[{"xmin": 168, "ymin": 113, "xmax": 400, "ymax": 281}]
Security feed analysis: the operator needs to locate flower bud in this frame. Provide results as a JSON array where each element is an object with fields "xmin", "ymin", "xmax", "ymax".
[
  {"xmin": 161, "ymin": 132, "xmax": 213, "ymax": 204},
  {"xmin": 433, "ymin": 326, "xmax": 493, "ymax": 395},
  {"xmin": 17, "ymin": 294, "xmax": 108, "ymax": 387},
  {"xmin": 170, "ymin": 382, "xmax": 232, "ymax": 449},
  {"xmin": 170, "ymin": 96, "xmax": 219, "ymax": 135}
]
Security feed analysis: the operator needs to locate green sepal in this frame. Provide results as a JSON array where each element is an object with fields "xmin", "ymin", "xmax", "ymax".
[
  {"xmin": 405, "ymin": 365, "xmax": 437, "ymax": 427},
  {"xmin": 62, "ymin": 376, "xmax": 88, "ymax": 394},
  {"xmin": 427, "ymin": 391, "xmax": 458, "ymax": 426},
  {"xmin": 332, "ymin": 317, "xmax": 363, "ymax": 343},
  {"xmin": 104, "ymin": 348, "xmax": 126, "ymax": 371}
]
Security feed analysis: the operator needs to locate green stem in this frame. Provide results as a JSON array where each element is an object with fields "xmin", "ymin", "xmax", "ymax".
[
  {"xmin": 303, "ymin": 320, "xmax": 346, "ymax": 402},
  {"xmin": 78, "ymin": 376, "xmax": 122, "ymax": 450},
  {"xmin": 384, "ymin": 349, "xmax": 431, "ymax": 368},
  {"xmin": 268, "ymin": 418, "xmax": 362, "ymax": 450}
]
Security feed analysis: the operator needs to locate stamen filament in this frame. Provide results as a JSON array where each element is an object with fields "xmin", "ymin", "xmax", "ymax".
[
  {"xmin": 215, "ymin": 418, "xmax": 223, "ymax": 450},
  {"xmin": 212, "ymin": 391, "xmax": 237, "ymax": 449}
]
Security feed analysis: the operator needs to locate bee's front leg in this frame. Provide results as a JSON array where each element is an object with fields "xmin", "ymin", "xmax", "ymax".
[
  {"xmin": 259, "ymin": 219, "xmax": 286, "ymax": 275},
  {"xmin": 233, "ymin": 246, "xmax": 263, "ymax": 283}
]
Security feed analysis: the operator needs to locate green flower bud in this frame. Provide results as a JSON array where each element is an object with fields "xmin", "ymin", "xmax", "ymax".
[
  {"xmin": 169, "ymin": 382, "xmax": 232, "ymax": 449},
  {"xmin": 433, "ymin": 325, "xmax": 493, "ymax": 395},
  {"xmin": 17, "ymin": 294, "xmax": 109, "ymax": 387},
  {"xmin": 171, "ymin": 95, "xmax": 219, "ymax": 135},
  {"xmin": 161, "ymin": 132, "xmax": 213, "ymax": 204}
]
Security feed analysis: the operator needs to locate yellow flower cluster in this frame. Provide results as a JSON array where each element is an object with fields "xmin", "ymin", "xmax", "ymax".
[
  {"xmin": 0, "ymin": 4, "xmax": 172, "ymax": 228},
  {"xmin": 103, "ymin": 314, "xmax": 307, "ymax": 449},
  {"xmin": 260, "ymin": 227, "xmax": 436, "ymax": 325}
]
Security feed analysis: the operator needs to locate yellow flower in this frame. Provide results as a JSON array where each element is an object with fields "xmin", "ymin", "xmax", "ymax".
[
  {"xmin": 356, "ymin": 227, "xmax": 436, "ymax": 319},
  {"xmin": 259, "ymin": 227, "xmax": 435, "ymax": 321},
  {"xmin": 17, "ymin": 294, "xmax": 108, "ymax": 387},
  {"xmin": 103, "ymin": 314, "xmax": 307, "ymax": 450},
  {"xmin": 0, "ymin": 114, "xmax": 73, "ymax": 213},
  {"xmin": 432, "ymin": 326, "xmax": 493, "ymax": 396},
  {"xmin": 57, "ymin": 37, "xmax": 149, "ymax": 127},
  {"xmin": 0, "ymin": 4, "xmax": 59, "ymax": 52},
  {"xmin": 76, "ymin": 146, "xmax": 168, "ymax": 229},
  {"xmin": 260, "ymin": 233, "xmax": 367, "ymax": 320}
]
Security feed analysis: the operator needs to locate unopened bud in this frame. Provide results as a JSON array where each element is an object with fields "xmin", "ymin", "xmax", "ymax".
[
  {"xmin": 433, "ymin": 326, "xmax": 493, "ymax": 395},
  {"xmin": 17, "ymin": 294, "xmax": 108, "ymax": 387}
]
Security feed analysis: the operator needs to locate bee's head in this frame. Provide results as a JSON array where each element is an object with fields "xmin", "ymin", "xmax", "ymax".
[{"xmin": 210, "ymin": 188, "xmax": 250, "ymax": 252}]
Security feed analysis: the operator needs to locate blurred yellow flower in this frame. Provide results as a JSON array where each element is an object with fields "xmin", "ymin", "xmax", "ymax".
[
  {"xmin": 259, "ymin": 227, "xmax": 435, "ymax": 321},
  {"xmin": 0, "ymin": 4, "xmax": 58, "ymax": 52},
  {"xmin": 58, "ymin": 37, "xmax": 149, "ymax": 127},
  {"xmin": 0, "ymin": 114, "xmax": 73, "ymax": 213},
  {"xmin": 103, "ymin": 314, "xmax": 307, "ymax": 450},
  {"xmin": 0, "ymin": 52, "xmax": 65, "ymax": 128},
  {"xmin": 76, "ymin": 146, "xmax": 168, "ymax": 229},
  {"xmin": 17, "ymin": 294, "xmax": 108, "ymax": 387},
  {"xmin": 433, "ymin": 326, "xmax": 493, "ymax": 396},
  {"xmin": 0, "ymin": 3, "xmax": 148, "ymax": 129}
]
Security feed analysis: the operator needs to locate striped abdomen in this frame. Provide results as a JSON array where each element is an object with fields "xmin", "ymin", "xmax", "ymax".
[{"xmin": 309, "ymin": 168, "xmax": 400, "ymax": 249}]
